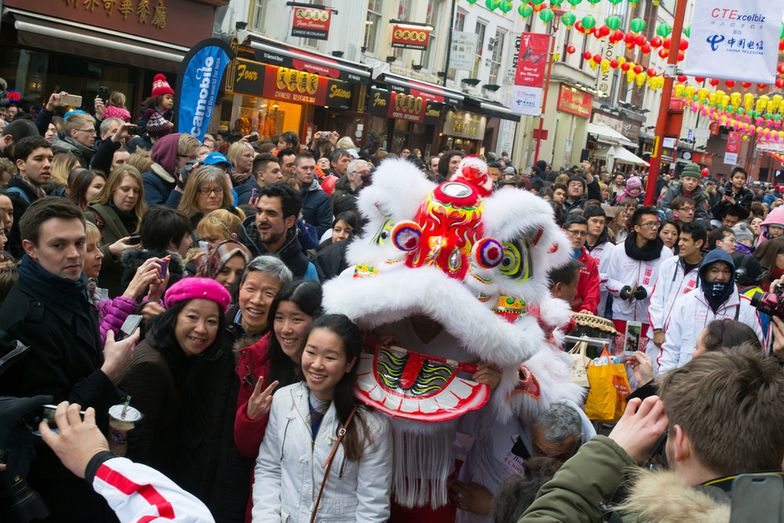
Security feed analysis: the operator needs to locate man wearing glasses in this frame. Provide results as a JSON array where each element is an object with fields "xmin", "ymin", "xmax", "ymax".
[
  {"xmin": 564, "ymin": 215, "xmax": 600, "ymax": 314},
  {"xmin": 605, "ymin": 206, "xmax": 673, "ymax": 342},
  {"xmin": 51, "ymin": 112, "xmax": 97, "ymax": 167}
]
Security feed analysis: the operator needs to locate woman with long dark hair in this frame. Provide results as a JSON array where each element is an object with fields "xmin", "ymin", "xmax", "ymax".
[
  {"xmin": 234, "ymin": 280, "xmax": 323, "ymax": 458},
  {"xmin": 253, "ymin": 314, "xmax": 392, "ymax": 522},
  {"xmin": 68, "ymin": 168, "xmax": 106, "ymax": 211}
]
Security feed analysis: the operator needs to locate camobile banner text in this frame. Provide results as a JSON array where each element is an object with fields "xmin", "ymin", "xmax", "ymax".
[
  {"xmin": 683, "ymin": 0, "xmax": 783, "ymax": 83},
  {"xmin": 176, "ymin": 39, "xmax": 231, "ymax": 141}
]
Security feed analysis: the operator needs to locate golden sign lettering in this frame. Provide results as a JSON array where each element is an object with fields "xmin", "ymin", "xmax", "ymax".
[
  {"xmin": 236, "ymin": 63, "xmax": 259, "ymax": 82},
  {"xmin": 151, "ymin": 0, "xmax": 166, "ymax": 28},
  {"xmin": 83, "ymin": 0, "xmax": 99, "ymax": 12},
  {"xmin": 372, "ymin": 92, "xmax": 387, "ymax": 109},
  {"xmin": 117, "ymin": 0, "xmax": 133, "ymax": 19},
  {"xmin": 307, "ymin": 73, "xmax": 319, "ymax": 95},
  {"xmin": 329, "ymin": 84, "xmax": 350, "ymax": 100}
]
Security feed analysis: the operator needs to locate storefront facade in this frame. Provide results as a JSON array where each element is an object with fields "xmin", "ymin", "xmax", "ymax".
[
  {"xmin": 0, "ymin": 0, "xmax": 224, "ymax": 111},
  {"xmin": 214, "ymin": 31, "xmax": 371, "ymax": 144},
  {"xmin": 370, "ymin": 73, "xmax": 464, "ymax": 158}
]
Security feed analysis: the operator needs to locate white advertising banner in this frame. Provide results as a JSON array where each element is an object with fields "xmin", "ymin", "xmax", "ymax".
[
  {"xmin": 511, "ymin": 85, "xmax": 543, "ymax": 116},
  {"xmin": 683, "ymin": 0, "xmax": 783, "ymax": 83},
  {"xmin": 449, "ymin": 31, "xmax": 478, "ymax": 71}
]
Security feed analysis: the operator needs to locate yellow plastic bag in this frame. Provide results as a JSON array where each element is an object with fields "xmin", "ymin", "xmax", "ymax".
[{"xmin": 584, "ymin": 352, "xmax": 631, "ymax": 422}]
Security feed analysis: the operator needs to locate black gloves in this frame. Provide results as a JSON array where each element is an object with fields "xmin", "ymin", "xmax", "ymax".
[
  {"xmin": 634, "ymin": 286, "xmax": 648, "ymax": 300},
  {"xmin": 620, "ymin": 286, "xmax": 632, "ymax": 300}
]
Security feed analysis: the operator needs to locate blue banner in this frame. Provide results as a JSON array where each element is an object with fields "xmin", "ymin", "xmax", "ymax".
[{"xmin": 176, "ymin": 38, "xmax": 231, "ymax": 142}]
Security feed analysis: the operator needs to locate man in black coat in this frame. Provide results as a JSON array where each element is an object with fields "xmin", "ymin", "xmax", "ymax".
[
  {"xmin": 0, "ymin": 197, "xmax": 136, "ymax": 522},
  {"xmin": 238, "ymin": 183, "xmax": 319, "ymax": 281}
]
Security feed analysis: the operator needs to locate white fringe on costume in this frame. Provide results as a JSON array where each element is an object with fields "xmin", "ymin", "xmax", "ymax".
[{"xmin": 390, "ymin": 418, "xmax": 457, "ymax": 509}]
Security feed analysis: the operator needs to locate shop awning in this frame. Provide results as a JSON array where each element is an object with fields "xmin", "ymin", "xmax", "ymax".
[
  {"xmin": 463, "ymin": 96, "xmax": 520, "ymax": 122},
  {"xmin": 376, "ymin": 72, "xmax": 464, "ymax": 105},
  {"xmin": 587, "ymin": 122, "xmax": 636, "ymax": 147},
  {"xmin": 608, "ymin": 145, "xmax": 649, "ymax": 166},
  {"xmin": 5, "ymin": 9, "xmax": 187, "ymax": 71},
  {"xmin": 237, "ymin": 30, "xmax": 371, "ymax": 85}
]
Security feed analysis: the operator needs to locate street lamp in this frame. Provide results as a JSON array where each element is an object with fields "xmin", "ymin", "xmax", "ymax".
[{"xmin": 533, "ymin": 9, "xmax": 565, "ymax": 165}]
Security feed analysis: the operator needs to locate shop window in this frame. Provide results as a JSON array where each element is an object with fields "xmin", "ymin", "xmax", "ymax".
[
  {"xmin": 364, "ymin": 0, "xmax": 383, "ymax": 55},
  {"xmin": 489, "ymin": 29, "xmax": 505, "ymax": 85},
  {"xmin": 423, "ymin": 0, "xmax": 443, "ymax": 71},
  {"xmin": 221, "ymin": 93, "xmax": 304, "ymax": 141},
  {"xmin": 472, "ymin": 20, "xmax": 487, "ymax": 79},
  {"xmin": 251, "ymin": 0, "xmax": 267, "ymax": 32}
]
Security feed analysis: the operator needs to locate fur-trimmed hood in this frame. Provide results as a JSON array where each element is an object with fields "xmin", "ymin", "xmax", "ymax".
[{"xmin": 615, "ymin": 469, "xmax": 730, "ymax": 523}]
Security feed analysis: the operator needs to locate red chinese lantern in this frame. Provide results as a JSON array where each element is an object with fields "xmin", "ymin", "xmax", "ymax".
[
  {"xmin": 611, "ymin": 29, "xmax": 625, "ymax": 43},
  {"xmin": 741, "ymin": 81, "xmax": 752, "ymax": 88},
  {"xmin": 583, "ymin": 51, "xmax": 593, "ymax": 60},
  {"xmin": 658, "ymin": 49, "xmax": 668, "ymax": 59},
  {"xmin": 624, "ymin": 31, "xmax": 635, "ymax": 45},
  {"xmin": 695, "ymin": 76, "xmax": 705, "ymax": 83},
  {"xmin": 592, "ymin": 54, "xmax": 602, "ymax": 64},
  {"xmin": 647, "ymin": 68, "xmax": 657, "ymax": 77},
  {"xmin": 677, "ymin": 51, "xmax": 685, "ymax": 62},
  {"xmin": 679, "ymin": 39, "xmax": 689, "ymax": 51},
  {"xmin": 663, "ymin": 37, "xmax": 671, "ymax": 50},
  {"xmin": 621, "ymin": 62, "xmax": 631, "ymax": 72},
  {"xmin": 641, "ymin": 43, "xmax": 652, "ymax": 54},
  {"xmin": 634, "ymin": 35, "xmax": 645, "ymax": 46},
  {"xmin": 574, "ymin": 20, "xmax": 584, "ymax": 33},
  {"xmin": 701, "ymin": 168, "xmax": 709, "ymax": 177},
  {"xmin": 725, "ymin": 80, "xmax": 735, "ymax": 88},
  {"xmin": 676, "ymin": 75, "xmax": 687, "ymax": 83},
  {"xmin": 780, "ymin": 39, "xmax": 784, "ymax": 51},
  {"xmin": 567, "ymin": 45, "xmax": 577, "ymax": 55},
  {"xmin": 649, "ymin": 36, "xmax": 663, "ymax": 48},
  {"xmin": 610, "ymin": 59, "xmax": 619, "ymax": 69},
  {"xmin": 776, "ymin": 78, "xmax": 784, "ymax": 89},
  {"xmin": 633, "ymin": 65, "xmax": 643, "ymax": 74},
  {"xmin": 597, "ymin": 25, "xmax": 610, "ymax": 38},
  {"xmin": 709, "ymin": 78, "xmax": 720, "ymax": 86},
  {"xmin": 778, "ymin": 64, "xmax": 784, "ymax": 75}
]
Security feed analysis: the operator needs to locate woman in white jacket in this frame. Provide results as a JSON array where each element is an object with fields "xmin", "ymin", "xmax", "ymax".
[{"xmin": 252, "ymin": 314, "xmax": 392, "ymax": 522}]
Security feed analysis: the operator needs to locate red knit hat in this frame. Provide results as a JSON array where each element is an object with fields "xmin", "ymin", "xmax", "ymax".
[{"xmin": 151, "ymin": 73, "xmax": 174, "ymax": 98}]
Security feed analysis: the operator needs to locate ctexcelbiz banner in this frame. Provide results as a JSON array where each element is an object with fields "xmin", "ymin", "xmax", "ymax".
[
  {"xmin": 683, "ymin": 0, "xmax": 783, "ymax": 83},
  {"xmin": 175, "ymin": 38, "xmax": 231, "ymax": 142}
]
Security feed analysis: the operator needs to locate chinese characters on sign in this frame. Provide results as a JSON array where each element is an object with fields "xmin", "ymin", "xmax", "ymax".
[
  {"xmin": 63, "ymin": 0, "xmax": 166, "ymax": 28},
  {"xmin": 449, "ymin": 31, "xmax": 478, "ymax": 71},
  {"xmin": 557, "ymin": 86, "xmax": 592, "ymax": 119},
  {"xmin": 291, "ymin": 7, "xmax": 331, "ymax": 40},
  {"xmin": 511, "ymin": 32, "xmax": 549, "ymax": 117},
  {"xmin": 683, "ymin": 0, "xmax": 781, "ymax": 83},
  {"xmin": 724, "ymin": 131, "xmax": 741, "ymax": 165},
  {"xmin": 390, "ymin": 24, "xmax": 431, "ymax": 51}
]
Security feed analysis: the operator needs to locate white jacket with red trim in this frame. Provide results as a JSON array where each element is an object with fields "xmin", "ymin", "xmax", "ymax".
[
  {"xmin": 647, "ymin": 255, "xmax": 700, "ymax": 332},
  {"xmin": 91, "ymin": 456, "xmax": 214, "ymax": 522},
  {"xmin": 656, "ymin": 286, "xmax": 764, "ymax": 374},
  {"xmin": 605, "ymin": 242, "xmax": 673, "ymax": 323}
]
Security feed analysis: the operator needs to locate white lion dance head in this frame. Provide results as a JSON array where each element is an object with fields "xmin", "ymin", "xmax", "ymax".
[{"xmin": 323, "ymin": 157, "xmax": 582, "ymax": 508}]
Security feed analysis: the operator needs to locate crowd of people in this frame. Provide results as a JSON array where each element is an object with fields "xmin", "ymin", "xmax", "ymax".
[{"xmin": 0, "ymin": 72, "xmax": 782, "ymax": 523}]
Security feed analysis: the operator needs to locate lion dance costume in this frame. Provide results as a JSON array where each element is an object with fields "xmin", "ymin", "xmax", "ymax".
[{"xmin": 323, "ymin": 158, "xmax": 583, "ymax": 518}]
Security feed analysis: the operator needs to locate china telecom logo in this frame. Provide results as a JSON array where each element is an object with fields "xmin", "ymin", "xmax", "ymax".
[{"xmin": 707, "ymin": 34, "xmax": 725, "ymax": 51}]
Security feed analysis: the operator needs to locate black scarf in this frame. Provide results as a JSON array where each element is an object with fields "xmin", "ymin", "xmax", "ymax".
[
  {"xmin": 624, "ymin": 232, "xmax": 665, "ymax": 262},
  {"xmin": 110, "ymin": 202, "xmax": 138, "ymax": 234},
  {"xmin": 18, "ymin": 255, "xmax": 90, "ymax": 317}
]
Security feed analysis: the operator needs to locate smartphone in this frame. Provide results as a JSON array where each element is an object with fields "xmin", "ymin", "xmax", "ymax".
[
  {"xmin": 34, "ymin": 404, "xmax": 86, "ymax": 429},
  {"xmin": 250, "ymin": 187, "xmax": 258, "ymax": 203},
  {"xmin": 120, "ymin": 314, "xmax": 143, "ymax": 338},
  {"xmin": 624, "ymin": 321, "xmax": 642, "ymax": 353},
  {"xmin": 60, "ymin": 93, "xmax": 83, "ymax": 108},
  {"xmin": 159, "ymin": 256, "xmax": 170, "ymax": 280},
  {"xmin": 126, "ymin": 235, "xmax": 141, "ymax": 245},
  {"xmin": 97, "ymin": 86, "xmax": 109, "ymax": 102},
  {"xmin": 247, "ymin": 133, "xmax": 259, "ymax": 142},
  {"xmin": 125, "ymin": 124, "xmax": 139, "ymax": 134}
]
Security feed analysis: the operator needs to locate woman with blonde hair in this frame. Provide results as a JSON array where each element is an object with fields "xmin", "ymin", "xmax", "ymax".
[
  {"xmin": 177, "ymin": 165, "xmax": 241, "ymax": 231},
  {"xmin": 49, "ymin": 151, "xmax": 80, "ymax": 195},
  {"xmin": 196, "ymin": 208, "xmax": 244, "ymax": 247},
  {"xmin": 86, "ymin": 164, "xmax": 147, "ymax": 295},
  {"xmin": 227, "ymin": 141, "xmax": 256, "ymax": 203}
]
